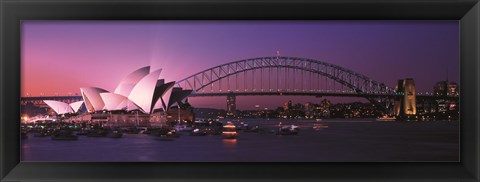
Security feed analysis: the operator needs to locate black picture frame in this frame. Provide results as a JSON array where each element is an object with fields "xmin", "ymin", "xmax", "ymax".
[{"xmin": 1, "ymin": 0, "xmax": 479, "ymax": 181}]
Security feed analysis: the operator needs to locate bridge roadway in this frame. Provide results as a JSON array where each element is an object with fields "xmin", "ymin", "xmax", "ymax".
[
  {"xmin": 189, "ymin": 91, "xmax": 457, "ymax": 100},
  {"xmin": 21, "ymin": 96, "xmax": 83, "ymax": 105},
  {"xmin": 20, "ymin": 92, "xmax": 457, "ymax": 104}
]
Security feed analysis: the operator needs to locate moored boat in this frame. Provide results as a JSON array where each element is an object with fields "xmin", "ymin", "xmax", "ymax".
[
  {"xmin": 190, "ymin": 128, "xmax": 207, "ymax": 136},
  {"xmin": 34, "ymin": 131, "xmax": 51, "ymax": 137},
  {"xmin": 51, "ymin": 130, "xmax": 78, "ymax": 140},
  {"xmin": 107, "ymin": 130, "xmax": 123, "ymax": 138},
  {"xmin": 87, "ymin": 129, "xmax": 108, "ymax": 137},
  {"xmin": 75, "ymin": 129, "xmax": 89, "ymax": 136},
  {"xmin": 154, "ymin": 128, "xmax": 175, "ymax": 141}
]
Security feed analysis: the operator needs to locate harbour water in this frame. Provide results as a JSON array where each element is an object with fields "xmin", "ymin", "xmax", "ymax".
[{"xmin": 21, "ymin": 119, "xmax": 459, "ymax": 162}]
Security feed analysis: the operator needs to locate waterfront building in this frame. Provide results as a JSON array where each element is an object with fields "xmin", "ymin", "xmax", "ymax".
[{"xmin": 43, "ymin": 66, "xmax": 193, "ymax": 126}]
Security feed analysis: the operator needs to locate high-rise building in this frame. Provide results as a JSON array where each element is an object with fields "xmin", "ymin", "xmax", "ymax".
[
  {"xmin": 283, "ymin": 100, "xmax": 292, "ymax": 111},
  {"xmin": 434, "ymin": 81, "xmax": 448, "ymax": 96},
  {"xmin": 394, "ymin": 78, "xmax": 417, "ymax": 116},
  {"xmin": 226, "ymin": 94, "xmax": 236, "ymax": 117},
  {"xmin": 447, "ymin": 82, "xmax": 459, "ymax": 97}
]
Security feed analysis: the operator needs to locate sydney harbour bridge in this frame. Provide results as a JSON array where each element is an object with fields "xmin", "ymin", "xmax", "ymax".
[{"xmin": 21, "ymin": 56, "xmax": 457, "ymax": 114}]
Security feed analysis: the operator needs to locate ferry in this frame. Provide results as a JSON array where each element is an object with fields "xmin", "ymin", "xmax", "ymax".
[{"xmin": 222, "ymin": 122, "xmax": 237, "ymax": 139}]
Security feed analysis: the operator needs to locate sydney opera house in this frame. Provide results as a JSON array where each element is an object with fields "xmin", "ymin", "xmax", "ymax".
[{"xmin": 42, "ymin": 66, "xmax": 193, "ymax": 127}]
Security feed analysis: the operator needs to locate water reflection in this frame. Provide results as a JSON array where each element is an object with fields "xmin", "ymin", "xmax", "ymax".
[
  {"xmin": 222, "ymin": 138, "xmax": 237, "ymax": 149},
  {"xmin": 21, "ymin": 119, "xmax": 459, "ymax": 162}
]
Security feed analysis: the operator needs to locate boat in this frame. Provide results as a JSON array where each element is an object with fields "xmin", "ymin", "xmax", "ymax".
[
  {"xmin": 87, "ymin": 129, "xmax": 108, "ymax": 137},
  {"xmin": 122, "ymin": 127, "xmax": 142, "ymax": 134},
  {"xmin": 316, "ymin": 118, "xmax": 322, "ymax": 122},
  {"xmin": 190, "ymin": 128, "xmax": 207, "ymax": 136},
  {"xmin": 247, "ymin": 126, "xmax": 267, "ymax": 134},
  {"xmin": 51, "ymin": 130, "xmax": 78, "ymax": 140},
  {"xmin": 277, "ymin": 125, "xmax": 299, "ymax": 135},
  {"xmin": 154, "ymin": 128, "xmax": 175, "ymax": 141},
  {"xmin": 376, "ymin": 115, "xmax": 397, "ymax": 121},
  {"xmin": 137, "ymin": 127, "xmax": 149, "ymax": 134},
  {"xmin": 222, "ymin": 122, "xmax": 237, "ymax": 139},
  {"xmin": 75, "ymin": 129, "xmax": 89, "ymax": 136},
  {"xmin": 107, "ymin": 130, "xmax": 123, "ymax": 138},
  {"xmin": 34, "ymin": 131, "xmax": 51, "ymax": 137}
]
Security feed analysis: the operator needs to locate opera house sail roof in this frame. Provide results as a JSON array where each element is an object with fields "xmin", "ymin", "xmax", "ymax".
[
  {"xmin": 44, "ymin": 66, "xmax": 192, "ymax": 115},
  {"xmin": 43, "ymin": 100, "xmax": 84, "ymax": 115},
  {"xmin": 114, "ymin": 66, "xmax": 150, "ymax": 97}
]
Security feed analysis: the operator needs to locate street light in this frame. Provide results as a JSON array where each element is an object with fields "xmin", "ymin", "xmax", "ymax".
[
  {"xmin": 177, "ymin": 105, "xmax": 181, "ymax": 125},
  {"xmin": 264, "ymin": 107, "xmax": 268, "ymax": 119}
]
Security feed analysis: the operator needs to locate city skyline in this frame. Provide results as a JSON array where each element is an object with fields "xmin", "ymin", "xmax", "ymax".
[{"xmin": 22, "ymin": 21, "xmax": 459, "ymax": 109}]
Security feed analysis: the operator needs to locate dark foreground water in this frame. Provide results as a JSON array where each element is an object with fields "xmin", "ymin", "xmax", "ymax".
[{"xmin": 21, "ymin": 119, "xmax": 459, "ymax": 162}]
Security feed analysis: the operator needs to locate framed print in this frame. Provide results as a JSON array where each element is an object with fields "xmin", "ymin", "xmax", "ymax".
[{"xmin": 1, "ymin": 0, "xmax": 479, "ymax": 181}]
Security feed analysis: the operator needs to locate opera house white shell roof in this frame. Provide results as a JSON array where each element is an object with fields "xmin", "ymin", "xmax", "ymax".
[
  {"xmin": 127, "ymin": 69, "xmax": 162, "ymax": 114},
  {"xmin": 114, "ymin": 66, "xmax": 150, "ymax": 97},
  {"xmin": 44, "ymin": 66, "xmax": 191, "ymax": 115},
  {"xmin": 80, "ymin": 87, "xmax": 109, "ymax": 113},
  {"xmin": 44, "ymin": 100, "xmax": 85, "ymax": 115}
]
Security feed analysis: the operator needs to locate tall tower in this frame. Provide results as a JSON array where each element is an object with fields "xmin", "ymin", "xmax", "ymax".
[
  {"xmin": 226, "ymin": 93, "xmax": 236, "ymax": 117},
  {"xmin": 394, "ymin": 78, "xmax": 417, "ymax": 116}
]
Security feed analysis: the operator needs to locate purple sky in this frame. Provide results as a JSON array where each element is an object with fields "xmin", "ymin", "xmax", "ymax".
[{"xmin": 21, "ymin": 21, "xmax": 459, "ymax": 110}]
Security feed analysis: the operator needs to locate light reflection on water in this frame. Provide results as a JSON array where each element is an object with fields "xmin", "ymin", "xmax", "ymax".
[
  {"xmin": 222, "ymin": 139, "xmax": 237, "ymax": 149},
  {"xmin": 21, "ymin": 119, "xmax": 459, "ymax": 162}
]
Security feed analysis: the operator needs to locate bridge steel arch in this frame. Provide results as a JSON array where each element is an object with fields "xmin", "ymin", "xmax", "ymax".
[{"xmin": 176, "ymin": 56, "xmax": 395, "ymax": 95}]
